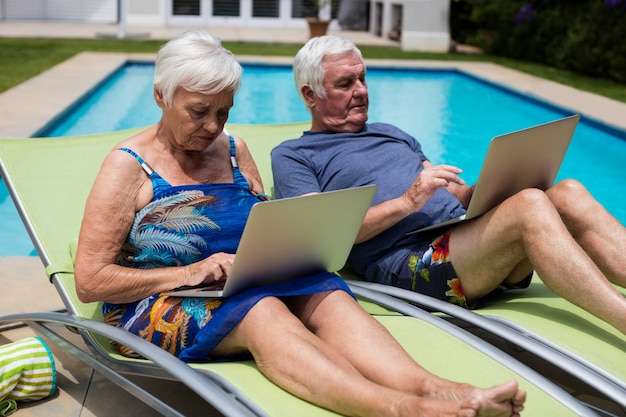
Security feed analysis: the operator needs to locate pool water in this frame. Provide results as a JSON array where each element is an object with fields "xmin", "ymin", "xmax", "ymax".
[{"xmin": 2, "ymin": 63, "xmax": 625, "ymax": 256}]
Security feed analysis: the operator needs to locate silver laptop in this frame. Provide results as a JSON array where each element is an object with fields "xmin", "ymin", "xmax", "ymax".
[
  {"xmin": 165, "ymin": 184, "xmax": 377, "ymax": 297},
  {"xmin": 410, "ymin": 114, "xmax": 580, "ymax": 234}
]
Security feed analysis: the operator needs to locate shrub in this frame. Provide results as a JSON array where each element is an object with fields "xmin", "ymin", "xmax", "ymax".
[{"xmin": 455, "ymin": 0, "xmax": 626, "ymax": 83}]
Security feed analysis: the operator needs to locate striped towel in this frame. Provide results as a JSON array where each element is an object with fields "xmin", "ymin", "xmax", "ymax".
[{"xmin": 0, "ymin": 337, "xmax": 56, "ymax": 415}]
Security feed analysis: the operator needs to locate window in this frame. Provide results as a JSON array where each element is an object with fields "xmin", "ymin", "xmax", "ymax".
[
  {"xmin": 213, "ymin": 0, "xmax": 240, "ymax": 16},
  {"xmin": 173, "ymin": 0, "xmax": 200, "ymax": 16},
  {"xmin": 291, "ymin": 0, "xmax": 339, "ymax": 18},
  {"xmin": 292, "ymin": 0, "xmax": 314, "ymax": 18},
  {"xmin": 253, "ymin": 0, "xmax": 279, "ymax": 17},
  {"xmin": 331, "ymin": 0, "xmax": 339, "ymax": 18}
]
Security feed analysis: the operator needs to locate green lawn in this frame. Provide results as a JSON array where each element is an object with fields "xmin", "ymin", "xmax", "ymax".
[{"xmin": 1, "ymin": 37, "xmax": 625, "ymax": 104}]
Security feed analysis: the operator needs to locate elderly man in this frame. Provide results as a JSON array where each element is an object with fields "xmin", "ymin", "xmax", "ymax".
[{"xmin": 271, "ymin": 35, "xmax": 626, "ymax": 336}]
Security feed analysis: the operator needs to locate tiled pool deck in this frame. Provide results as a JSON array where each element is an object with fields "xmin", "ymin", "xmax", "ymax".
[{"xmin": 1, "ymin": 21, "xmax": 626, "ymax": 417}]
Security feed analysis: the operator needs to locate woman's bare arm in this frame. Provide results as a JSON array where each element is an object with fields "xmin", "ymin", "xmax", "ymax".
[{"xmin": 74, "ymin": 149, "xmax": 232, "ymax": 304}]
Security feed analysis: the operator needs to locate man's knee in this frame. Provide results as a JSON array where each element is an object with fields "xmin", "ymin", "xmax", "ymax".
[
  {"xmin": 551, "ymin": 178, "xmax": 586, "ymax": 196},
  {"xmin": 547, "ymin": 179, "xmax": 590, "ymax": 214},
  {"xmin": 512, "ymin": 187, "xmax": 554, "ymax": 215}
]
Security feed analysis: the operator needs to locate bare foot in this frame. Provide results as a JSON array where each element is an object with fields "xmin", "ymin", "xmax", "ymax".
[
  {"xmin": 392, "ymin": 395, "xmax": 475, "ymax": 417},
  {"xmin": 410, "ymin": 379, "xmax": 525, "ymax": 417},
  {"xmin": 393, "ymin": 395, "xmax": 509, "ymax": 417},
  {"xmin": 462, "ymin": 380, "xmax": 526, "ymax": 417}
]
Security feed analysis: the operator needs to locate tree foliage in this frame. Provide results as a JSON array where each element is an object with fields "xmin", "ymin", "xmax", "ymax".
[{"xmin": 453, "ymin": 0, "xmax": 626, "ymax": 83}]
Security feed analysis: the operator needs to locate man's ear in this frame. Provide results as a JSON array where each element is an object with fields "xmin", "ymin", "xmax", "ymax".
[{"xmin": 301, "ymin": 84, "xmax": 317, "ymax": 108}]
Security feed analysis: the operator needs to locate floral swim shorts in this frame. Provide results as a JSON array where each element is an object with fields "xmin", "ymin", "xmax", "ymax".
[
  {"xmin": 365, "ymin": 231, "xmax": 468, "ymax": 307},
  {"xmin": 365, "ymin": 230, "xmax": 532, "ymax": 309}
]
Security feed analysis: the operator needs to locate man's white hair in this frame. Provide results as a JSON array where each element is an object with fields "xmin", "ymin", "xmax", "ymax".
[{"xmin": 293, "ymin": 35, "xmax": 365, "ymax": 109}]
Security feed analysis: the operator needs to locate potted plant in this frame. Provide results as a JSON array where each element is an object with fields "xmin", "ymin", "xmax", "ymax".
[{"xmin": 305, "ymin": 0, "xmax": 332, "ymax": 38}]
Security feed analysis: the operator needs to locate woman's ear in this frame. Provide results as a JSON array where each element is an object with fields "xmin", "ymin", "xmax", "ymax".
[{"xmin": 154, "ymin": 88, "xmax": 165, "ymax": 108}]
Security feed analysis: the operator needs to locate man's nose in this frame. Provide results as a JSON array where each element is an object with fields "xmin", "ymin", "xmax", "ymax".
[{"xmin": 354, "ymin": 79, "xmax": 367, "ymax": 96}]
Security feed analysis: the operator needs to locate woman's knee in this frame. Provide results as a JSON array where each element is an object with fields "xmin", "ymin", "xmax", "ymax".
[
  {"xmin": 213, "ymin": 297, "xmax": 295, "ymax": 355},
  {"xmin": 247, "ymin": 296, "xmax": 290, "ymax": 322},
  {"xmin": 286, "ymin": 291, "xmax": 354, "ymax": 330},
  {"xmin": 232, "ymin": 297, "xmax": 294, "ymax": 339}
]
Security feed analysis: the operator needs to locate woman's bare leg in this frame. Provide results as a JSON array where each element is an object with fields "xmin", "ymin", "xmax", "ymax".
[
  {"xmin": 287, "ymin": 291, "xmax": 525, "ymax": 413},
  {"xmin": 212, "ymin": 296, "xmax": 522, "ymax": 417}
]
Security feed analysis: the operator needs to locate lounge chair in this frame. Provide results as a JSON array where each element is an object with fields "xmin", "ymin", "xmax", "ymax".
[
  {"xmin": 349, "ymin": 279, "xmax": 626, "ymax": 415},
  {"xmin": 249, "ymin": 122, "xmax": 626, "ymax": 413},
  {"xmin": 0, "ymin": 123, "xmax": 594, "ymax": 416}
]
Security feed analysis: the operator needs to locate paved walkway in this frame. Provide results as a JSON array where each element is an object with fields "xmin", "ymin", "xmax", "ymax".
[{"xmin": 1, "ymin": 20, "xmax": 626, "ymax": 417}]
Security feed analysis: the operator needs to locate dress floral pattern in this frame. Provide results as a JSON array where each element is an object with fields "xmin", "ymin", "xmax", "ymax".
[
  {"xmin": 105, "ymin": 183, "xmax": 255, "ymax": 358},
  {"xmin": 103, "ymin": 141, "xmax": 350, "ymax": 361}
]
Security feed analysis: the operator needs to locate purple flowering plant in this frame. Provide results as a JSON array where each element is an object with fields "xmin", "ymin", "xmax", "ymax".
[
  {"xmin": 514, "ymin": 3, "xmax": 537, "ymax": 24},
  {"xmin": 605, "ymin": 0, "xmax": 626, "ymax": 10}
]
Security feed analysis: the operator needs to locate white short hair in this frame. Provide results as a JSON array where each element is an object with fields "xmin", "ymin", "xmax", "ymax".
[
  {"xmin": 293, "ymin": 35, "xmax": 365, "ymax": 109},
  {"xmin": 154, "ymin": 29, "xmax": 242, "ymax": 107}
]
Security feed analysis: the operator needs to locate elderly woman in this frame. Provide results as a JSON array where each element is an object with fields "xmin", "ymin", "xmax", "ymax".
[{"xmin": 74, "ymin": 30, "xmax": 525, "ymax": 417}]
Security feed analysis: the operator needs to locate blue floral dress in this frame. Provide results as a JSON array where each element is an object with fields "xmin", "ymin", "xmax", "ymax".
[{"xmin": 103, "ymin": 137, "xmax": 351, "ymax": 362}]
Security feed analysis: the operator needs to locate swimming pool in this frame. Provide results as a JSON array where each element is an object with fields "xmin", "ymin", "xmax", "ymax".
[{"xmin": 2, "ymin": 63, "xmax": 625, "ymax": 256}]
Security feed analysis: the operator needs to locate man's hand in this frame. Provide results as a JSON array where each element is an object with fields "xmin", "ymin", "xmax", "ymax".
[
  {"xmin": 401, "ymin": 164, "xmax": 466, "ymax": 212},
  {"xmin": 449, "ymin": 183, "xmax": 475, "ymax": 209},
  {"xmin": 355, "ymin": 163, "xmax": 467, "ymax": 244}
]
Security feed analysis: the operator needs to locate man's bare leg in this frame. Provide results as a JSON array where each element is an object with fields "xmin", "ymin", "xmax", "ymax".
[
  {"xmin": 547, "ymin": 179, "xmax": 626, "ymax": 287},
  {"xmin": 450, "ymin": 187, "xmax": 626, "ymax": 335}
]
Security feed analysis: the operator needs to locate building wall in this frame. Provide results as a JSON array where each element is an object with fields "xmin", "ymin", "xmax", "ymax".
[
  {"xmin": 0, "ymin": 0, "xmax": 363, "ymax": 35},
  {"xmin": 401, "ymin": 0, "xmax": 450, "ymax": 52},
  {"xmin": 369, "ymin": 0, "xmax": 450, "ymax": 52},
  {"xmin": 1, "ymin": 0, "xmax": 117, "ymax": 23},
  {"xmin": 0, "ymin": 0, "xmax": 345, "ymax": 31},
  {"xmin": 127, "ymin": 0, "xmax": 165, "ymax": 25}
]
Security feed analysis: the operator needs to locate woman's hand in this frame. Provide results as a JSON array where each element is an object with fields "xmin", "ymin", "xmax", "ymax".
[{"xmin": 185, "ymin": 252, "xmax": 236, "ymax": 287}]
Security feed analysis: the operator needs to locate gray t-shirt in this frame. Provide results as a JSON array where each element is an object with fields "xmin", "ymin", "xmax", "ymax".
[{"xmin": 271, "ymin": 122, "xmax": 466, "ymax": 275}]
